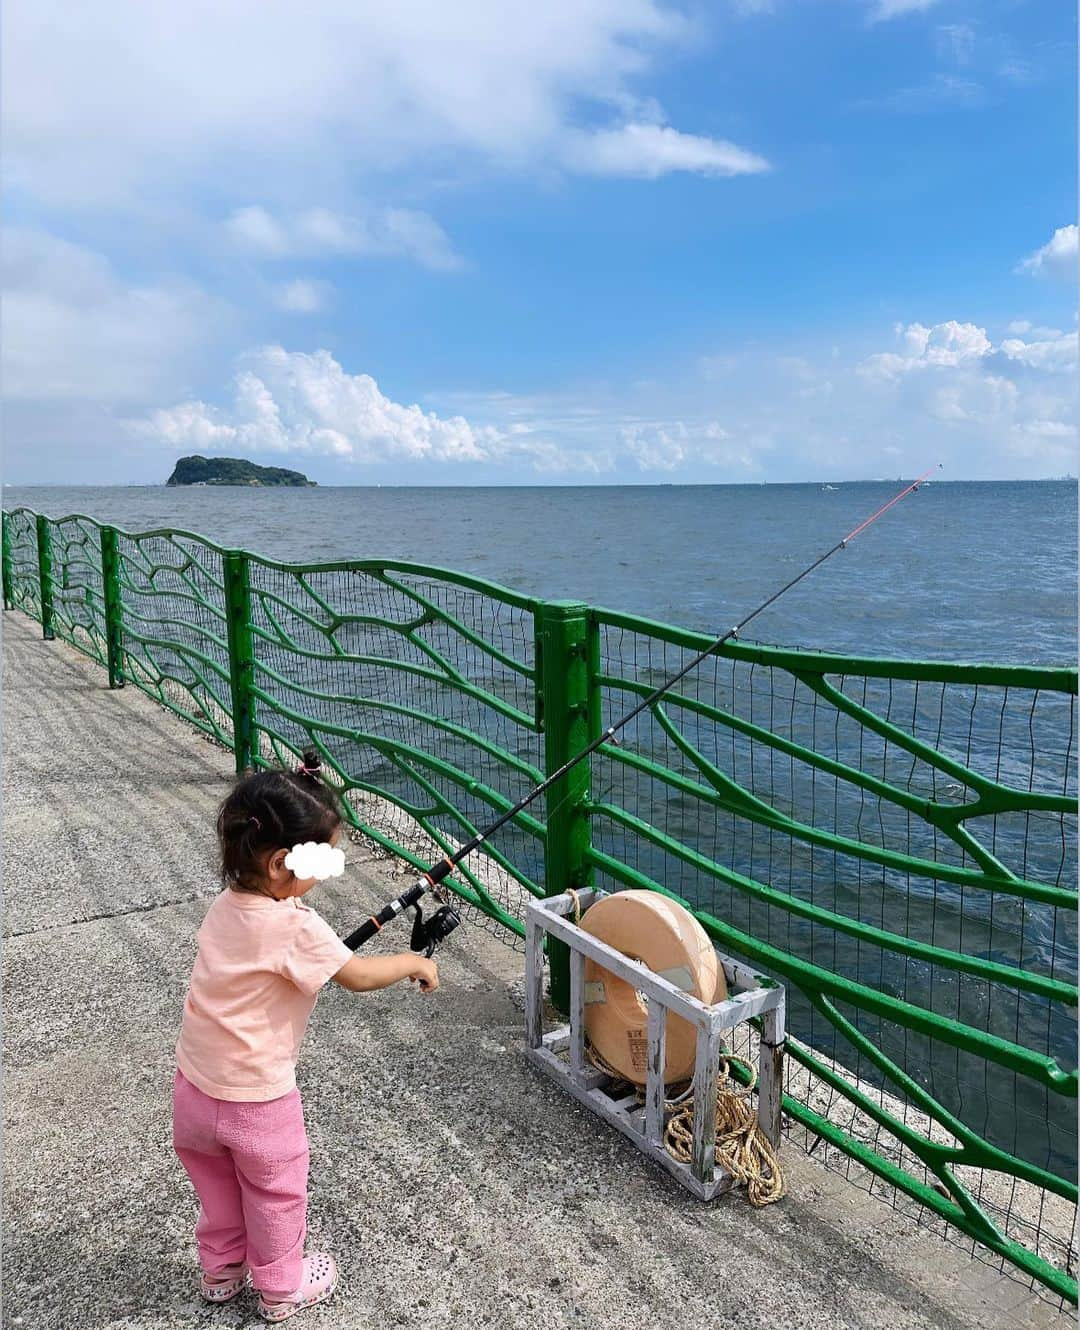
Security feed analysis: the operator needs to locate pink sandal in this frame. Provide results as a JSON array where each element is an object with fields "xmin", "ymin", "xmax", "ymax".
[
  {"xmin": 200, "ymin": 1261, "xmax": 249, "ymax": 1303},
  {"xmin": 257, "ymin": 1252, "xmax": 337, "ymax": 1322}
]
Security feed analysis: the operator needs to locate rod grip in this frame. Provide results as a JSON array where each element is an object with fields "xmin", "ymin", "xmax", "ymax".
[{"xmin": 342, "ymin": 916, "xmax": 381, "ymax": 950}]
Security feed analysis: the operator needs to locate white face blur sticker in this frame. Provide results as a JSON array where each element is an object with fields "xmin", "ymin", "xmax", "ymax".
[{"xmin": 283, "ymin": 841, "xmax": 346, "ymax": 881}]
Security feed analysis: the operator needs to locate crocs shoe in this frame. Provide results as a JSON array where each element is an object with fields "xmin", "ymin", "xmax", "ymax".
[
  {"xmin": 257, "ymin": 1252, "xmax": 337, "ymax": 1322},
  {"xmin": 200, "ymin": 1261, "xmax": 249, "ymax": 1303}
]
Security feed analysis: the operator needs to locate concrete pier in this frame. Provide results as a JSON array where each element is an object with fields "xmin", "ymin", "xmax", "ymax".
[{"xmin": 2, "ymin": 612, "xmax": 1069, "ymax": 1329}]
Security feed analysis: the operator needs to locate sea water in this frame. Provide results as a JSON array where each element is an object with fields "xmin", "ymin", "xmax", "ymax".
[
  {"xmin": 6, "ymin": 480, "xmax": 1076, "ymax": 665},
  {"xmin": 6, "ymin": 480, "xmax": 1077, "ymax": 1174}
]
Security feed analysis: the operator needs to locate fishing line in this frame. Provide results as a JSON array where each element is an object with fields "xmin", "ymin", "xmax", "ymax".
[{"xmin": 343, "ymin": 465, "xmax": 941, "ymax": 953}]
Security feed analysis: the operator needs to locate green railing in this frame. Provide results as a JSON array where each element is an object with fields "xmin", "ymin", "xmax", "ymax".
[{"xmin": 3, "ymin": 507, "xmax": 1076, "ymax": 1302}]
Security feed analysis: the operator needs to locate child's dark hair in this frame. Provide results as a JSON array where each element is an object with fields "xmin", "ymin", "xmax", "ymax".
[{"xmin": 217, "ymin": 749, "xmax": 342, "ymax": 891}]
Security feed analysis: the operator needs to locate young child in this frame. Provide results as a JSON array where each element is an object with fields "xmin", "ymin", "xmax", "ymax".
[{"xmin": 173, "ymin": 750, "xmax": 438, "ymax": 1322}]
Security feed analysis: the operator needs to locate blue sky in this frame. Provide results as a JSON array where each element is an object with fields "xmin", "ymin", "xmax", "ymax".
[{"xmin": 3, "ymin": 0, "xmax": 1075, "ymax": 484}]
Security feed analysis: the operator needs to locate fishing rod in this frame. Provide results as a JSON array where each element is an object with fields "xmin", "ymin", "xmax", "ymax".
[{"xmin": 343, "ymin": 465, "xmax": 941, "ymax": 955}]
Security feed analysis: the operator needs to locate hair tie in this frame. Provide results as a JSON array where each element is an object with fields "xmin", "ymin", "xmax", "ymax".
[{"xmin": 249, "ymin": 815, "xmax": 261, "ymax": 830}]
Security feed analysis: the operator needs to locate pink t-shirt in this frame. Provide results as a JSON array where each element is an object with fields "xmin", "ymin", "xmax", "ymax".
[{"xmin": 176, "ymin": 889, "xmax": 353, "ymax": 1102}]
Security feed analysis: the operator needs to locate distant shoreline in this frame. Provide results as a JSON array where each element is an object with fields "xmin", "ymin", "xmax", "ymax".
[{"xmin": 4, "ymin": 477, "xmax": 1076, "ymax": 490}]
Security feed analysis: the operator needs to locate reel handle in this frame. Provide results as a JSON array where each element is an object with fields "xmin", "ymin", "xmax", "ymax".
[{"xmin": 410, "ymin": 901, "xmax": 462, "ymax": 957}]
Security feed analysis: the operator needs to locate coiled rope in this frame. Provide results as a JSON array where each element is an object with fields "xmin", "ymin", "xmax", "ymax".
[
  {"xmin": 663, "ymin": 1053, "xmax": 785, "ymax": 1207},
  {"xmin": 567, "ymin": 889, "xmax": 785, "ymax": 1207}
]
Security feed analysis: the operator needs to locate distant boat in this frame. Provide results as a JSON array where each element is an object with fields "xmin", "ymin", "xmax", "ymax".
[{"xmin": 822, "ymin": 484, "xmax": 838, "ymax": 491}]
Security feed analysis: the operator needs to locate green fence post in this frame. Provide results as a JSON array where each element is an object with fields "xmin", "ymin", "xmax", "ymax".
[
  {"xmin": 1, "ymin": 512, "xmax": 13, "ymax": 611},
  {"xmin": 100, "ymin": 526, "xmax": 125, "ymax": 688},
  {"xmin": 224, "ymin": 550, "xmax": 255, "ymax": 774},
  {"xmin": 36, "ymin": 514, "xmax": 55, "ymax": 639},
  {"xmin": 538, "ymin": 600, "xmax": 595, "ymax": 1013}
]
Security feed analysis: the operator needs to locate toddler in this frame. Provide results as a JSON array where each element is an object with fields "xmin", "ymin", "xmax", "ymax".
[{"xmin": 173, "ymin": 751, "xmax": 438, "ymax": 1322}]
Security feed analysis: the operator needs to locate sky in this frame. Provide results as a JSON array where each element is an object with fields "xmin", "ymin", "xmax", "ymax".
[{"xmin": 2, "ymin": 0, "xmax": 1076, "ymax": 486}]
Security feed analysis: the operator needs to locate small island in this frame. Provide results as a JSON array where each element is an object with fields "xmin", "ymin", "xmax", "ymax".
[{"xmin": 166, "ymin": 455, "xmax": 316, "ymax": 487}]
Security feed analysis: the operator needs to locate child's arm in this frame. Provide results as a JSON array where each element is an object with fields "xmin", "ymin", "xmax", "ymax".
[{"xmin": 331, "ymin": 951, "xmax": 438, "ymax": 994}]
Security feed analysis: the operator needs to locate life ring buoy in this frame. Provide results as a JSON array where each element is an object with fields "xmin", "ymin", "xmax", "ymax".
[{"xmin": 579, "ymin": 890, "xmax": 728, "ymax": 1086}]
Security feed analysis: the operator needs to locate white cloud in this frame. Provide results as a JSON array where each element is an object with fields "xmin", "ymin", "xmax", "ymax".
[
  {"xmin": 513, "ymin": 440, "xmax": 616, "ymax": 474},
  {"xmin": 227, "ymin": 206, "xmax": 462, "ymax": 271},
  {"xmin": 562, "ymin": 122, "xmax": 769, "ymax": 178},
  {"xmin": 1006, "ymin": 320, "xmax": 1066, "ymax": 339},
  {"xmin": 225, "ymin": 207, "xmax": 289, "ymax": 255},
  {"xmin": 135, "ymin": 347, "xmax": 500, "ymax": 463},
  {"xmin": 861, "ymin": 320, "xmax": 992, "ymax": 380},
  {"xmin": 370, "ymin": 210, "xmax": 464, "ymax": 269},
  {"xmin": 925, "ymin": 373, "xmax": 1017, "ymax": 425},
  {"xmin": 907, "ymin": 320, "xmax": 992, "ymax": 362},
  {"xmin": 670, "ymin": 316, "xmax": 1076, "ymax": 479},
  {"xmin": 134, "ymin": 348, "xmax": 772, "ymax": 477},
  {"xmin": 1019, "ymin": 420, "xmax": 1074, "ymax": 440},
  {"xmin": 999, "ymin": 332, "xmax": 1076, "ymax": 373},
  {"xmin": 861, "ymin": 320, "xmax": 1075, "ymax": 382},
  {"xmin": 1007, "ymin": 419, "xmax": 1077, "ymax": 464},
  {"xmin": 850, "ymin": 319, "xmax": 1076, "ymax": 470},
  {"xmin": 619, "ymin": 419, "xmax": 761, "ymax": 471},
  {"xmin": 620, "ymin": 422, "xmax": 688, "ymax": 470},
  {"xmin": 274, "ymin": 280, "xmax": 333, "ymax": 314},
  {"xmin": 868, "ymin": 0, "xmax": 939, "ymax": 22},
  {"xmin": 1017, "ymin": 225, "xmax": 1078, "ymax": 280},
  {"xmin": 1, "ymin": 228, "xmax": 227, "ymax": 401},
  {"xmin": 437, "ymin": 315, "xmax": 1073, "ymax": 481},
  {"xmin": 6, "ymin": 2, "xmax": 761, "ymax": 206},
  {"xmin": 112, "ymin": 313, "xmax": 1079, "ymax": 482}
]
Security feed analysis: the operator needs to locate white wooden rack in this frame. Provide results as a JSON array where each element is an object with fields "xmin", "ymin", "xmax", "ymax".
[{"xmin": 524, "ymin": 888, "xmax": 786, "ymax": 1200}]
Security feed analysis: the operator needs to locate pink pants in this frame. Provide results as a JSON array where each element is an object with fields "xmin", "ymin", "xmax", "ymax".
[{"xmin": 172, "ymin": 1069, "xmax": 309, "ymax": 1296}]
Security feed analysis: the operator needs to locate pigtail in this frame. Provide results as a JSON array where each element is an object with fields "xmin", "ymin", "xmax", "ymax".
[{"xmin": 294, "ymin": 748, "xmax": 322, "ymax": 780}]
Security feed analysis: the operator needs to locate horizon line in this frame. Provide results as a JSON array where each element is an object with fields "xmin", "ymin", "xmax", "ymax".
[{"xmin": 3, "ymin": 476, "xmax": 1076, "ymax": 489}]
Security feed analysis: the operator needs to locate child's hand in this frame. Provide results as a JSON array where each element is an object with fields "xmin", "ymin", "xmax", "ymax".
[
  {"xmin": 333, "ymin": 951, "xmax": 440, "ymax": 995},
  {"xmin": 409, "ymin": 957, "xmax": 439, "ymax": 994}
]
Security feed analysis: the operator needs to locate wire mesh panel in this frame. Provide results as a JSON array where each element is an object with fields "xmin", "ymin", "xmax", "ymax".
[
  {"xmin": 3, "ymin": 505, "xmax": 1076, "ymax": 1299},
  {"xmin": 246, "ymin": 556, "xmax": 544, "ymax": 935},
  {"xmin": 5, "ymin": 508, "xmax": 42, "ymax": 620},
  {"xmin": 46, "ymin": 516, "xmax": 107, "ymax": 667},
  {"xmin": 115, "ymin": 529, "xmax": 234, "ymax": 747},
  {"xmin": 586, "ymin": 609, "xmax": 1078, "ymax": 1300}
]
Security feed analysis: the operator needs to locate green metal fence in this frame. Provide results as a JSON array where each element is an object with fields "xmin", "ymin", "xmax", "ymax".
[{"xmin": 4, "ymin": 507, "xmax": 1076, "ymax": 1303}]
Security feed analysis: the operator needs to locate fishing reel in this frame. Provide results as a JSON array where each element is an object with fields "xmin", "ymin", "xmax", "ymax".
[{"xmin": 409, "ymin": 899, "xmax": 461, "ymax": 958}]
